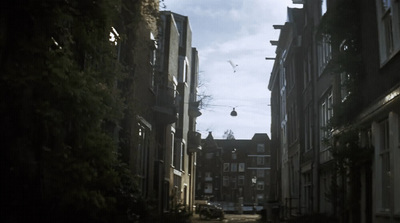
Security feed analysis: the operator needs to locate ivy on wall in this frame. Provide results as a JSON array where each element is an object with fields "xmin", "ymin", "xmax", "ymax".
[{"xmin": 317, "ymin": 0, "xmax": 373, "ymax": 222}]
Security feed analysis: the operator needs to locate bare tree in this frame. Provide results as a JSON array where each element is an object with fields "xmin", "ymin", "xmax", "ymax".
[{"xmin": 223, "ymin": 129, "xmax": 235, "ymax": 140}]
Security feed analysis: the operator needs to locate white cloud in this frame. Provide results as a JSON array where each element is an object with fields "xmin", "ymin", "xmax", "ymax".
[{"xmin": 164, "ymin": 0, "xmax": 301, "ymax": 139}]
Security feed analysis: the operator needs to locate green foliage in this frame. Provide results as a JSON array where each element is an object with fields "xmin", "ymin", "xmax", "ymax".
[
  {"xmin": 0, "ymin": 0, "xmax": 157, "ymax": 222},
  {"xmin": 318, "ymin": 0, "xmax": 364, "ymax": 127}
]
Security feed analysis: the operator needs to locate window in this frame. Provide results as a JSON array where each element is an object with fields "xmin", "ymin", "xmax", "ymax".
[
  {"xmin": 171, "ymin": 132, "xmax": 175, "ymax": 166},
  {"xmin": 223, "ymin": 176, "xmax": 229, "ymax": 187},
  {"xmin": 257, "ymin": 194, "xmax": 264, "ymax": 203},
  {"xmin": 257, "ymin": 157, "xmax": 265, "ymax": 165},
  {"xmin": 265, "ymin": 157, "xmax": 271, "ymax": 167},
  {"xmin": 317, "ymin": 34, "xmax": 332, "ymax": 75},
  {"xmin": 238, "ymin": 176, "xmax": 245, "ymax": 186},
  {"xmin": 304, "ymin": 48, "xmax": 312, "ymax": 87},
  {"xmin": 137, "ymin": 122, "xmax": 149, "ymax": 193},
  {"xmin": 265, "ymin": 170, "xmax": 271, "ymax": 185},
  {"xmin": 257, "ymin": 181, "xmax": 264, "ymax": 190},
  {"xmin": 178, "ymin": 56, "xmax": 189, "ymax": 83},
  {"xmin": 223, "ymin": 163, "xmax": 230, "ymax": 172},
  {"xmin": 205, "ymin": 172, "xmax": 212, "ymax": 181},
  {"xmin": 181, "ymin": 143, "xmax": 186, "ymax": 171},
  {"xmin": 303, "ymin": 172, "xmax": 312, "ymax": 213},
  {"xmin": 376, "ymin": 0, "xmax": 400, "ymax": 63},
  {"xmin": 238, "ymin": 163, "xmax": 245, "ymax": 172},
  {"xmin": 340, "ymin": 73, "xmax": 351, "ymax": 101},
  {"xmin": 231, "ymin": 176, "xmax": 237, "ymax": 188},
  {"xmin": 205, "ymin": 152, "xmax": 214, "ymax": 159},
  {"xmin": 257, "ymin": 169, "xmax": 264, "ymax": 178},
  {"xmin": 174, "ymin": 141, "xmax": 183, "ymax": 170},
  {"xmin": 204, "ymin": 183, "xmax": 213, "ymax": 194},
  {"xmin": 379, "ymin": 119, "xmax": 391, "ymax": 212},
  {"xmin": 320, "ymin": 90, "xmax": 333, "ymax": 148},
  {"xmin": 257, "ymin": 144, "xmax": 265, "ymax": 152},
  {"xmin": 150, "ymin": 32, "xmax": 157, "ymax": 88},
  {"xmin": 232, "ymin": 153, "xmax": 237, "ymax": 160},
  {"xmin": 231, "ymin": 163, "xmax": 237, "ymax": 172}
]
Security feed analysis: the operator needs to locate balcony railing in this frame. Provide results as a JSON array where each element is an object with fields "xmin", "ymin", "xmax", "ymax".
[{"xmin": 188, "ymin": 130, "xmax": 202, "ymax": 152}]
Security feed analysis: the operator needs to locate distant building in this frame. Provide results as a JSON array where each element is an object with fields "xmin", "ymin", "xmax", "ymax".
[{"xmin": 196, "ymin": 132, "xmax": 271, "ymax": 211}]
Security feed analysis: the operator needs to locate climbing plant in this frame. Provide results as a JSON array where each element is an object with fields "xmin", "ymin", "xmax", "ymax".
[
  {"xmin": 0, "ymin": 0, "xmax": 159, "ymax": 222},
  {"xmin": 318, "ymin": 1, "xmax": 373, "ymax": 222}
]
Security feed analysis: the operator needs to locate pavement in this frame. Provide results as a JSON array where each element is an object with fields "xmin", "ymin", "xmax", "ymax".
[{"xmin": 191, "ymin": 213, "xmax": 262, "ymax": 223}]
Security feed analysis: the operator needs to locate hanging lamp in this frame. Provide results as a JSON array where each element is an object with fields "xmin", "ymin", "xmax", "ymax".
[{"xmin": 230, "ymin": 107, "xmax": 237, "ymax": 117}]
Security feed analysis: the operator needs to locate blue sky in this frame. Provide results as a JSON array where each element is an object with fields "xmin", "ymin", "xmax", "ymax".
[{"xmin": 163, "ymin": 0, "xmax": 301, "ymax": 139}]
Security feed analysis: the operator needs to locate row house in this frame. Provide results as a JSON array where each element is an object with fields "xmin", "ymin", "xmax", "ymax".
[
  {"xmin": 268, "ymin": 0, "xmax": 400, "ymax": 223},
  {"xmin": 197, "ymin": 132, "xmax": 271, "ymax": 212},
  {"xmin": 158, "ymin": 11, "xmax": 202, "ymax": 213},
  {"xmin": 116, "ymin": 4, "xmax": 202, "ymax": 216}
]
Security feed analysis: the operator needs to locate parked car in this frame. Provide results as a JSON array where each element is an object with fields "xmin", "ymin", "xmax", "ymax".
[{"xmin": 197, "ymin": 204, "xmax": 225, "ymax": 221}]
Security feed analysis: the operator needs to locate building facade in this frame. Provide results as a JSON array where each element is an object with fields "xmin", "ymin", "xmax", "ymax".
[
  {"xmin": 158, "ymin": 11, "xmax": 202, "ymax": 213},
  {"xmin": 268, "ymin": 0, "xmax": 400, "ymax": 222},
  {"xmin": 197, "ymin": 133, "xmax": 271, "ymax": 212}
]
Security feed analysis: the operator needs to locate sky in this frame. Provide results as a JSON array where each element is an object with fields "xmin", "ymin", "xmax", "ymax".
[{"xmin": 163, "ymin": 0, "xmax": 301, "ymax": 139}]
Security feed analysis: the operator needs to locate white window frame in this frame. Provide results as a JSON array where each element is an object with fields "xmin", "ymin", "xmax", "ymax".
[{"xmin": 375, "ymin": 0, "xmax": 400, "ymax": 65}]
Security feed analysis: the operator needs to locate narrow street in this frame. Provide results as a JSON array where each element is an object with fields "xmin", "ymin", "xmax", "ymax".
[{"xmin": 191, "ymin": 213, "xmax": 261, "ymax": 223}]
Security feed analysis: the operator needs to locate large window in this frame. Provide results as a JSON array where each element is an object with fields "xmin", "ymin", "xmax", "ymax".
[
  {"xmin": 340, "ymin": 73, "xmax": 351, "ymax": 101},
  {"xmin": 376, "ymin": 0, "xmax": 400, "ymax": 63},
  {"xmin": 317, "ymin": 34, "xmax": 332, "ymax": 75},
  {"xmin": 136, "ymin": 121, "xmax": 150, "ymax": 194},
  {"xmin": 320, "ymin": 90, "xmax": 333, "ymax": 149},
  {"xmin": 379, "ymin": 119, "xmax": 391, "ymax": 212},
  {"xmin": 173, "ymin": 141, "xmax": 183, "ymax": 170}
]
